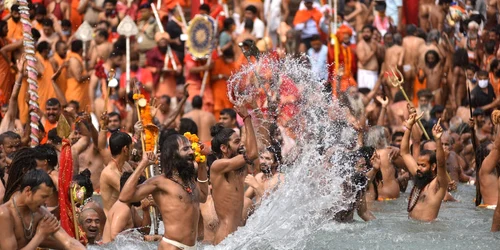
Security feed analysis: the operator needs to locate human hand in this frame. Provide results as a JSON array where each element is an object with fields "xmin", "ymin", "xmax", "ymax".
[
  {"xmin": 37, "ymin": 215, "xmax": 60, "ymax": 237},
  {"xmin": 432, "ymin": 119, "xmax": 443, "ymax": 140},
  {"xmin": 134, "ymin": 120, "xmax": 143, "ymax": 134},
  {"xmin": 244, "ymin": 175, "xmax": 258, "ymax": 188},
  {"xmin": 387, "ymin": 147, "xmax": 400, "ymax": 161},
  {"xmin": 183, "ymin": 83, "xmax": 189, "ymax": 97},
  {"xmin": 407, "ymin": 103, "xmax": 416, "ymax": 115},
  {"xmin": 370, "ymin": 152, "xmax": 381, "ymax": 171},
  {"xmin": 16, "ymin": 57, "xmax": 26, "ymax": 76},
  {"xmin": 141, "ymin": 151, "xmax": 157, "ymax": 166},
  {"xmin": 376, "ymin": 95, "xmax": 389, "ymax": 108},
  {"xmin": 405, "ymin": 112, "xmax": 422, "ymax": 128},
  {"xmin": 235, "ymin": 105, "xmax": 249, "ymax": 118},
  {"xmin": 448, "ymin": 180, "xmax": 457, "ymax": 192},
  {"xmin": 99, "ymin": 111, "xmax": 109, "ymax": 130}
]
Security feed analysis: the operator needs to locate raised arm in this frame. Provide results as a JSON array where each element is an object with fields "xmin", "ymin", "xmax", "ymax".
[
  {"xmin": 119, "ymin": 152, "xmax": 157, "ymax": 203},
  {"xmin": 196, "ymin": 161, "xmax": 209, "ymax": 203},
  {"xmin": 400, "ymin": 112, "xmax": 423, "ymax": 176},
  {"xmin": 432, "ymin": 120, "xmax": 448, "ymax": 190},
  {"xmin": 51, "ymin": 63, "xmax": 68, "ymax": 107},
  {"xmin": 0, "ymin": 63, "xmax": 23, "ymax": 133},
  {"xmin": 163, "ymin": 84, "xmax": 189, "ymax": 128}
]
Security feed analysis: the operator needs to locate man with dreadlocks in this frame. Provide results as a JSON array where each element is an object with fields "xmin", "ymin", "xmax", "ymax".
[
  {"xmin": 210, "ymin": 104, "xmax": 258, "ymax": 244},
  {"xmin": 401, "ymin": 112, "xmax": 448, "ymax": 222},
  {"xmin": 119, "ymin": 134, "xmax": 208, "ymax": 250},
  {"xmin": 3, "ymin": 148, "xmax": 38, "ymax": 204},
  {"xmin": 0, "ymin": 169, "xmax": 85, "ymax": 249}
]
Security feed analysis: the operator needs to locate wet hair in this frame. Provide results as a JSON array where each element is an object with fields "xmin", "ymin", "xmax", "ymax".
[
  {"xmin": 244, "ymin": 19, "xmax": 254, "ymax": 30},
  {"xmin": 416, "ymin": 28, "xmax": 427, "ymax": 40},
  {"xmin": 245, "ymin": 5, "xmax": 258, "ymax": 14},
  {"xmin": 220, "ymin": 109, "xmax": 237, "ymax": 119},
  {"xmin": 426, "ymin": 30, "xmax": 440, "ymax": 44},
  {"xmin": 47, "ymin": 128, "xmax": 62, "ymax": 145},
  {"xmin": 364, "ymin": 126, "xmax": 389, "ymax": 149},
  {"xmin": 420, "ymin": 150, "xmax": 437, "ymax": 166},
  {"xmin": 0, "ymin": 131, "xmax": 21, "ymax": 144},
  {"xmin": 264, "ymin": 144, "xmax": 283, "ymax": 166},
  {"xmin": 200, "ymin": 3, "xmax": 211, "ymax": 13},
  {"xmin": 71, "ymin": 40, "xmax": 83, "ymax": 53},
  {"xmin": 34, "ymin": 144, "xmax": 58, "ymax": 169},
  {"xmin": 109, "ymin": 132, "xmax": 132, "ymax": 156},
  {"xmin": 36, "ymin": 41, "xmax": 50, "ymax": 54},
  {"xmin": 73, "ymin": 169, "xmax": 94, "ymax": 199},
  {"xmin": 97, "ymin": 29, "xmax": 109, "ymax": 40},
  {"xmin": 4, "ymin": 148, "xmax": 38, "ymax": 202},
  {"xmin": 20, "ymin": 169, "xmax": 55, "ymax": 193},
  {"xmin": 11, "ymin": 4, "xmax": 19, "ymax": 13},
  {"xmin": 192, "ymin": 95, "xmax": 203, "ymax": 109},
  {"xmin": 179, "ymin": 118, "xmax": 198, "ymax": 135},
  {"xmin": 406, "ymin": 24, "xmax": 417, "ymax": 36},
  {"xmin": 453, "ymin": 48, "xmax": 469, "ymax": 68},
  {"xmin": 61, "ymin": 19, "xmax": 71, "ymax": 28},
  {"xmin": 211, "ymin": 123, "xmax": 236, "ymax": 158},
  {"xmin": 223, "ymin": 18, "xmax": 235, "ymax": 31},
  {"xmin": 393, "ymin": 33, "xmax": 402, "ymax": 46},
  {"xmin": 160, "ymin": 134, "xmax": 189, "ymax": 178},
  {"xmin": 120, "ymin": 171, "xmax": 146, "ymax": 191},
  {"xmin": 46, "ymin": 98, "xmax": 61, "ymax": 107}
]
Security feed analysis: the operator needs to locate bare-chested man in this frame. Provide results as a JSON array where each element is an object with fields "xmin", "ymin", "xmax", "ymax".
[
  {"xmin": 401, "ymin": 114, "xmax": 448, "ymax": 222},
  {"xmin": 479, "ymin": 132, "xmax": 499, "ymax": 208},
  {"xmin": 0, "ymin": 169, "xmax": 85, "ymax": 249},
  {"xmin": 99, "ymin": 131, "xmax": 133, "ymax": 215},
  {"xmin": 356, "ymin": 25, "xmax": 379, "ymax": 90},
  {"xmin": 102, "ymin": 171, "xmax": 151, "ymax": 243},
  {"xmin": 420, "ymin": 0, "xmax": 451, "ymax": 32},
  {"xmin": 402, "ymin": 25, "xmax": 425, "ymax": 93},
  {"xmin": 210, "ymin": 105, "xmax": 258, "ymax": 244},
  {"xmin": 344, "ymin": 0, "xmax": 368, "ymax": 32},
  {"xmin": 382, "ymin": 33, "xmax": 404, "ymax": 98},
  {"xmin": 183, "ymin": 96, "xmax": 217, "ymax": 144},
  {"xmin": 119, "ymin": 134, "xmax": 208, "ymax": 249},
  {"xmin": 486, "ymin": 0, "xmax": 500, "ymax": 30},
  {"xmin": 417, "ymin": 49, "xmax": 445, "ymax": 105},
  {"xmin": 441, "ymin": 132, "xmax": 474, "ymax": 184},
  {"xmin": 364, "ymin": 126, "xmax": 405, "ymax": 200},
  {"xmin": 449, "ymin": 49, "xmax": 470, "ymax": 109},
  {"xmin": 88, "ymin": 29, "xmax": 113, "ymax": 70}
]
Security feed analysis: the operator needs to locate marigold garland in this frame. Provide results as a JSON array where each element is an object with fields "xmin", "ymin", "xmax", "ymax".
[
  {"xmin": 184, "ymin": 132, "xmax": 206, "ymax": 163},
  {"xmin": 135, "ymin": 96, "xmax": 158, "ymax": 151}
]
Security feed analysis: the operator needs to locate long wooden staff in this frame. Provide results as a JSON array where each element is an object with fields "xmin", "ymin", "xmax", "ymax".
[
  {"xmin": 468, "ymin": 85, "xmax": 481, "ymax": 206},
  {"xmin": 151, "ymin": 3, "xmax": 177, "ymax": 73},
  {"xmin": 200, "ymin": 21, "xmax": 218, "ymax": 98}
]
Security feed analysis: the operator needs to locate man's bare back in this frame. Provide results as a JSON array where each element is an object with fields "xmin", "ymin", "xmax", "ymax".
[
  {"xmin": 402, "ymin": 36, "xmax": 425, "ymax": 84},
  {"xmin": 100, "ymin": 162, "xmax": 132, "ymax": 215},
  {"xmin": 79, "ymin": 146, "xmax": 105, "ymax": 190},
  {"xmin": 375, "ymin": 148, "xmax": 401, "ymax": 199},
  {"xmin": 183, "ymin": 110, "xmax": 216, "ymax": 143}
]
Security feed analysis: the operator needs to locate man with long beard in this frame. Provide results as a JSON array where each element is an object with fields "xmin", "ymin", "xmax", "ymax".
[
  {"xmin": 416, "ymin": 89, "xmax": 433, "ymax": 122},
  {"xmin": 416, "ymin": 49, "xmax": 445, "ymax": 105},
  {"xmin": 400, "ymin": 112, "xmax": 448, "ymax": 222},
  {"xmin": 210, "ymin": 105, "xmax": 258, "ymax": 244},
  {"xmin": 119, "ymin": 134, "xmax": 208, "ymax": 249}
]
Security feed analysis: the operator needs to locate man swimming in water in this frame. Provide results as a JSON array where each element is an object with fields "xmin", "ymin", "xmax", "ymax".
[{"xmin": 401, "ymin": 113, "xmax": 448, "ymax": 222}]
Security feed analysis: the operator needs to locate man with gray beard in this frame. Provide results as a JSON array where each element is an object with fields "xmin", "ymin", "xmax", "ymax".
[{"xmin": 416, "ymin": 89, "xmax": 433, "ymax": 121}]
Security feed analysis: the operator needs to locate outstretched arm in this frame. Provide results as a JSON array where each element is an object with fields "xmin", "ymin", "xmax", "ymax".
[
  {"xmin": 433, "ymin": 120, "xmax": 447, "ymax": 192},
  {"xmin": 119, "ymin": 152, "xmax": 157, "ymax": 203},
  {"xmin": 0, "ymin": 69, "xmax": 23, "ymax": 133},
  {"xmin": 400, "ymin": 112, "xmax": 423, "ymax": 176},
  {"xmin": 163, "ymin": 84, "xmax": 189, "ymax": 128}
]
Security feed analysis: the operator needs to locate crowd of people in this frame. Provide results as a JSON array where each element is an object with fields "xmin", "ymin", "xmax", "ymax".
[{"xmin": 0, "ymin": 0, "xmax": 500, "ymax": 249}]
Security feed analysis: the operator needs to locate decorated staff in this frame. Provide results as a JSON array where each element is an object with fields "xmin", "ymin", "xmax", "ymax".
[
  {"xmin": 387, "ymin": 67, "xmax": 430, "ymax": 140},
  {"xmin": 18, "ymin": 0, "xmax": 39, "ymax": 147},
  {"xmin": 186, "ymin": 14, "xmax": 217, "ymax": 98},
  {"xmin": 117, "ymin": 16, "xmax": 139, "ymax": 94},
  {"xmin": 74, "ymin": 21, "xmax": 93, "ymax": 70}
]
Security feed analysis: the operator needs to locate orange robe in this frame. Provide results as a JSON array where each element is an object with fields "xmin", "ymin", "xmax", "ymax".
[
  {"xmin": 146, "ymin": 47, "xmax": 180, "ymax": 98},
  {"xmin": 18, "ymin": 54, "xmax": 57, "ymax": 124},
  {"xmin": 65, "ymin": 52, "xmax": 90, "ymax": 110},
  {"xmin": 413, "ymin": 69, "xmax": 427, "ymax": 107},
  {"xmin": 7, "ymin": 19, "xmax": 23, "ymax": 42},
  {"xmin": 41, "ymin": 119, "xmax": 57, "ymax": 144},
  {"xmin": 184, "ymin": 54, "xmax": 215, "ymax": 113},
  {"xmin": 293, "ymin": 8, "xmax": 323, "ymax": 38},
  {"xmin": 53, "ymin": 53, "xmax": 68, "ymax": 94},
  {"xmin": 71, "ymin": 0, "xmax": 83, "ymax": 32},
  {"xmin": 328, "ymin": 42, "xmax": 357, "ymax": 96},
  {"xmin": 0, "ymin": 39, "xmax": 15, "ymax": 105},
  {"xmin": 211, "ymin": 57, "xmax": 236, "ymax": 120}
]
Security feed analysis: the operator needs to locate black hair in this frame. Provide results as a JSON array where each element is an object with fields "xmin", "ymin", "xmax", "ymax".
[
  {"xmin": 310, "ymin": 34, "xmax": 321, "ymax": 42},
  {"xmin": 109, "ymin": 132, "xmax": 132, "ymax": 156},
  {"xmin": 19, "ymin": 169, "xmax": 55, "ymax": 193},
  {"xmin": 161, "ymin": 95, "xmax": 171, "ymax": 105},
  {"xmin": 200, "ymin": 3, "xmax": 211, "ymax": 13},
  {"xmin": 61, "ymin": 19, "xmax": 71, "ymax": 27},
  {"xmin": 159, "ymin": 128, "xmax": 179, "ymax": 149},
  {"xmin": 264, "ymin": 144, "xmax": 283, "ymax": 166},
  {"xmin": 42, "ymin": 18, "xmax": 53, "ymax": 27},
  {"xmin": 73, "ymin": 169, "xmax": 94, "ymax": 200},
  {"xmin": 453, "ymin": 48, "xmax": 469, "ymax": 68},
  {"xmin": 244, "ymin": 19, "xmax": 254, "ymax": 30},
  {"xmin": 394, "ymin": 90, "xmax": 406, "ymax": 103},
  {"xmin": 222, "ymin": 47, "xmax": 235, "ymax": 58},
  {"xmin": 0, "ymin": 131, "xmax": 21, "ymax": 144},
  {"xmin": 362, "ymin": 24, "xmax": 374, "ymax": 33},
  {"xmin": 478, "ymin": 70, "xmax": 489, "ymax": 77},
  {"xmin": 71, "ymin": 40, "xmax": 83, "ymax": 53},
  {"xmin": 11, "ymin": 4, "xmax": 19, "ymax": 12},
  {"xmin": 245, "ymin": 5, "xmax": 258, "ymax": 14},
  {"xmin": 220, "ymin": 108, "xmax": 237, "ymax": 119},
  {"xmin": 211, "ymin": 123, "xmax": 235, "ymax": 158},
  {"xmin": 223, "ymin": 18, "xmax": 235, "ymax": 31},
  {"xmin": 32, "ymin": 28, "xmax": 41, "ymax": 42},
  {"xmin": 392, "ymin": 131, "xmax": 405, "ymax": 142},
  {"xmin": 4, "ymin": 148, "xmax": 38, "ymax": 202},
  {"xmin": 179, "ymin": 118, "xmax": 198, "ymax": 135},
  {"xmin": 120, "ymin": 171, "xmax": 146, "ymax": 192},
  {"xmin": 97, "ymin": 29, "xmax": 109, "ymax": 40},
  {"xmin": 0, "ymin": 20, "xmax": 7, "ymax": 36},
  {"xmin": 36, "ymin": 5, "xmax": 47, "ymax": 15},
  {"xmin": 46, "ymin": 98, "xmax": 61, "ymax": 107},
  {"xmin": 420, "ymin": 149, "xmax": 437, "ymax": 166},
  {"xmin": 69, "ymin": 100, "xmax": 80, "ymax": 112},
  {"xmin": 47, "ymin": 128, "xmax": 62, "ymax": 145},
  {"xmin": 160, "ymin": 134, "xmax": 188, "ymax": 178},
  {"xmin": 36, "ymin": 41, "xmax": 50, "ymax": 54},
  {"xmin": 192, "ymin": 95, "xmax": 203, "ymax": 109},
  {"xmin": 438, "ymin": 0, "xmax": 452, "ymax": 5},
  {"xmin": 108, "ymin": 111, "xmax": 121, "ymax": 121},
  {"xmin": 406, "ymin": 24, "xmax": 417, "ymax": 36},
  {"xmin": 485, "ymin": 40, "xmax": 496, "ymax": 55},
  {"xmin": 34, "ymin": 144, "xmax": 58, "ymax": 168}
]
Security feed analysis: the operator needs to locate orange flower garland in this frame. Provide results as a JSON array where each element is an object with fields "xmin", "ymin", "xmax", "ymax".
[
  {"xmin": 184, "ymin": 132, "xmax": 206, "ymax": 163},
  {"xmin": 134, "ymin": 94, "xmax": 158, "ymax": 151}
]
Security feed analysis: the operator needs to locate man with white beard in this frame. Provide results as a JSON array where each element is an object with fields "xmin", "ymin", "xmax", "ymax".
[{"xmin": 416, "ymin": 89, "xmax": 433, "ymax": 121}]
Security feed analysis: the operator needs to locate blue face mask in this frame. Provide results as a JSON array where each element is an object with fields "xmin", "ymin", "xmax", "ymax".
[{"xmin": 471, "ymin": 78, "xmax": 477, "ymax": 84}]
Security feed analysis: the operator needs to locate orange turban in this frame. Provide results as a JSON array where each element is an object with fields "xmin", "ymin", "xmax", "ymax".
[
  {"xmin": 155, "ymin": 32, "xmax": 171, "ymax": 42},
  {"xmin": 336, "ymin": 25, "xmax": 353, "ymax": 37}
]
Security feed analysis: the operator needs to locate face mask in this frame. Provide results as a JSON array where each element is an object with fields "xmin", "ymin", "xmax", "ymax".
[
  {"xmin": 471, "ymin": 78, "xmax": 477, "ymax": 84},
  {"xmin": 48, "ymin": 50, "xmax": 54, "ymax": 58},
  {"xmin": 478, "ymin": 79, "xmax": 489, "ymax": 88},
  {"xmin": 62, "ymin": 30, "xmax": 71, "ymax": 36}
]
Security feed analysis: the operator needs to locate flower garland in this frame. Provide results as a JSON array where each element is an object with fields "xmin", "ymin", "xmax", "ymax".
[
  {"xmin": 183, "ymin": 132, "xmax": 206, "ymax": 163},
  {"xmin": 133, "ymin": 94, "xmax": 157, "ymax": 151}
]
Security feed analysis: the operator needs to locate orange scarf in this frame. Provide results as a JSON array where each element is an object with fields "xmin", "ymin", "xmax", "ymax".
[
  {"xmin": 340, "ymin": 45, "xmax": 352, "ymax": 77},
  {"xmin": 293, "ymin": 9, "xmax": 323, "ymax": 27}
]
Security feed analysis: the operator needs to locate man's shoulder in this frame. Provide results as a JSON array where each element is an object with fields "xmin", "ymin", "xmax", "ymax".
[{"xmin": 0, "ymin": 203, "xmax": 11, "ymax": 218}]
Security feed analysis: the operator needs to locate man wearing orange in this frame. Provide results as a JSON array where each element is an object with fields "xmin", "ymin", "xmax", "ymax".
[
  {"xmin": 329, "ymin": 24, "xmax": 357, "ymax": 96},
  {"xmin": 66, "ymin": 40, "xmax": 91, "ymax": 111},
  {"xmin": 146, "ymin": 33, "xmax": 182, "ymax": 98},
  {"xmin": 293, "ymin": 0, "xmax": 323, "ymax": 49},
  {"xmin": 50, "ymin": 41, "xmax": 68, "ymax": 94},
  {"xmin": 211, "ymin": 48, "xmax": 236, "ymax": 120},
  {"xmin": 17, "ymin": 42, "xmax": 57, "ymax": 124},
  {"xmin": 184, "ymin": 51, "xmax": 216, "ymax": 112},
  {"xmin": 7, "ymin": 4, "xmax": 23, "ymax": 42},
  {"xmin": 0, "ymin": 20, "xmax": 15, "ymax": 106}
]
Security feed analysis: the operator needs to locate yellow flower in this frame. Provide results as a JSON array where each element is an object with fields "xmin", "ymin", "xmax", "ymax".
[
  {"xmin": 195, "ymin": 155, "xmax": 201, "ymax": 162},
  {"xmin": 199, "ymin": 155, "xmax": 206, "ymax": 163},
  {"xmin": 191, "ymin": 134, "xmax": 200, "ymax": 143}
]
